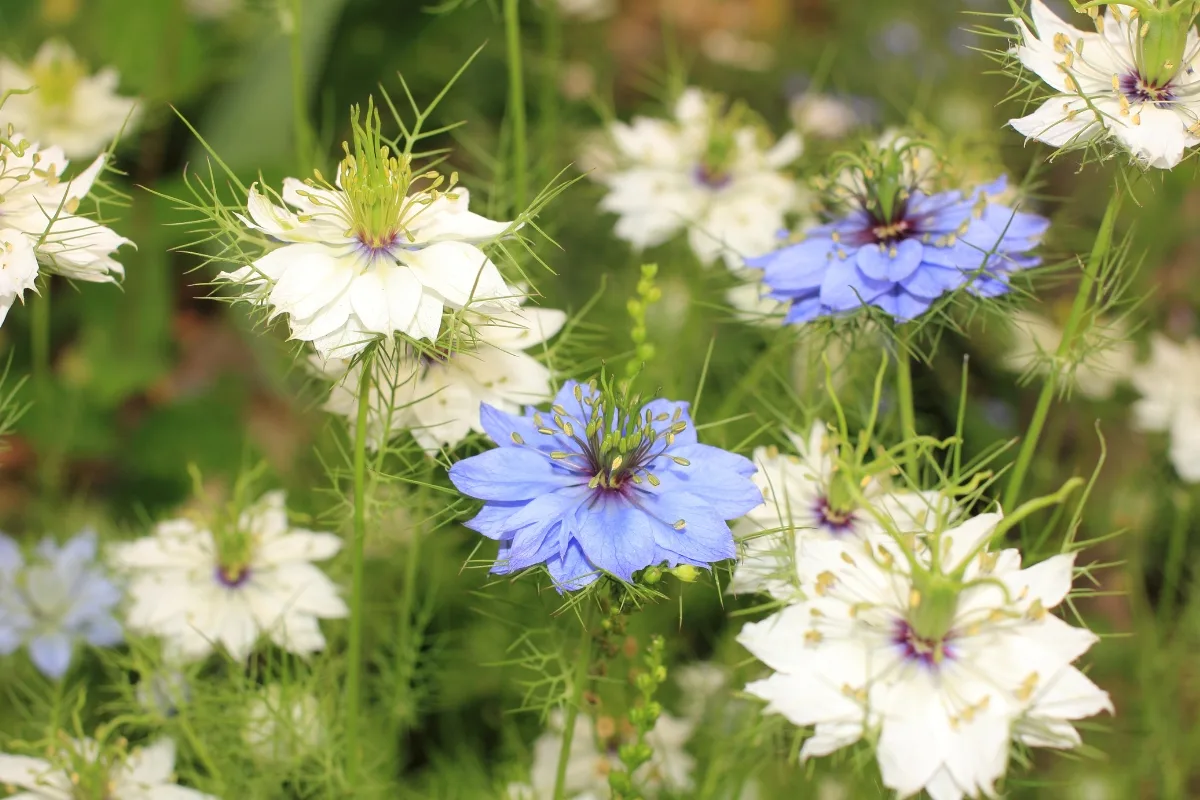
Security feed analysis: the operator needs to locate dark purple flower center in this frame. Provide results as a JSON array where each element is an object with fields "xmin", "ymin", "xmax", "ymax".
[
  {"xmin": 814, "ymin": 496, "xmax": 856, "ymax": 535},
  {"xmin": 894, "ymin": 619, "xmax": 954, "ymax": 669},
  {"xmin": 215, "ymin": 564, "xmax": 251, "ymax": 589},
  {"xmin": 1119, "ymin": 72, "xmax": 1174, "ymax": 107},
  {"xmin": 693, "ymin": 163, "xmax": 733, "ymax": 190}
]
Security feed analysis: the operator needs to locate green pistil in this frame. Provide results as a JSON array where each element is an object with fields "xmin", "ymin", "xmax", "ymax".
[
  {"xmin": 1133, "ymin": 1, "xmax": 1200, "ymax": 86},
  {"xmin": 31, "ymin": 54, "xmax": 84, "ymax": 109},
  {"xmin": 907, "ymin": 567, "xmax": 961, "ymax": 645}
]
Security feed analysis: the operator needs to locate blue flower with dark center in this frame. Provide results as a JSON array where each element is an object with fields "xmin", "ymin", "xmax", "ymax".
[
  {"xmin": 0, "ymin": 530, "xmax": 123, "ymax": 679},
  {"xmin": 748, "ymin": 175, "xmax": 1048, "ymax": 324},
  {"xmin": 449, "ymin": 380, "xmax": 762, "ymax": 591}
]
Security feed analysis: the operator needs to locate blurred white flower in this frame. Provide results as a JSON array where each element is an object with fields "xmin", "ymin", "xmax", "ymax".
[
  {"xmin": 739, "ymin": 513, "xmax": 1112, "ymax": 800},
  {"xmin": 541, "ymin": 0, "xmax": 615, "ymax": 22},
  {"xmin": 1131, "ymin": 334, "xmax": 1200, "ymax": 481},
  {"xmin": 1002, "ymin": 309, "xmax": 1134, "ymax": 400},
  {"xmin": 790, "ymin": 94, "xmax": 863, "ymax": 140},
  {"xmin": 0, "ymin": 738, "xmax": 214, "ymax": 800},
  {"xmin": 595, "ymin": 87, "xmax": 802, "ymax": 270},
  {"xmin": 728, "ymin": 421, "xmax": 952, "ymax": 600},
  {"xmin": 725, "ymin": 272, "xmax": 787, "ymax": 327},
  {"xmin": 111, "ymin": 491, "xmax": 348, "ymax": 662},
  {"xmin": 217, "ymin": 149, "xmax": 519, "ymax": 360},
  {"xmin": 316, "ymin": 303, "xmax": 565, "ymax": 451},
  {"xmin": 514, "ymin": 709, "xmax": 695, "ymax": 798},
  {"xmin": 674, "ymin": 662, "xmax": 728, "ymax": 720},
  {"xmin": 1009, "ymin": 0, "xmax": 1200, "ymax": 169},
  {"xmin": 243, "ymin": 685, "xmax": 325, "ymax": 763},
  {"xmin": 0, "ymin": 136, "xmax": 130, "ymax": 325},
  {"xmin": 0, "ymin": 40, "xmax": 139, "ymax": 159}
]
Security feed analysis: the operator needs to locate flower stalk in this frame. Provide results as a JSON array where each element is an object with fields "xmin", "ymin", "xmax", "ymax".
[
  {"xmin": 344, "ymin": 352, "xmax": 374, "ymax": 782},
  {"xmin": 1003, "ymin": 185, "xmax": 1122, "ymax": 510},
  {"xmin": 554, "ymin": 609, "xmax": 595, "ymax": 800},
  {"xmin": 505, "ymin": 0, "xmax": 528, "ymax": 210}
]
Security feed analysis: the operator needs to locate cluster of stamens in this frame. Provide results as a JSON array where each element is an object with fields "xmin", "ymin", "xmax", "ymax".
[{"xmin": 510, "ymin": 384, "xmax": 691, "ymax": 496}]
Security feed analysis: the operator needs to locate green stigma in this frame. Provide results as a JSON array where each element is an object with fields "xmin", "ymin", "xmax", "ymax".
[{"xmin": 30, "ymin": 51, "xmax": 85, "ymax": 109}]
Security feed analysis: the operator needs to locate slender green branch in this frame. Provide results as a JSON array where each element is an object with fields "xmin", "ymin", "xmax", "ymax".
[
  {"xmin": 1003, "ymin": 185, "xmax": 1122, "ymax": 511},
  {"xmin": 289, "ymin": 0, "xmax": 314, "ymax": 171},
  {"xmin": 344, "ymin": 357, "xmax": 373, "ymax": 782},
  {"xmin": 553, "ymin": 611, "xmax": 594, "ymax": 800},
  {"xmin": 504, "ymin": 0, "xmax": 528, "ymax": 210},
  {"xmin": 31, "ymin": 279, "xmax": 50, "ymax": 392},
  {"xmin": 895, "ymin": 325, "xmax": 918, "ymax": 480}
]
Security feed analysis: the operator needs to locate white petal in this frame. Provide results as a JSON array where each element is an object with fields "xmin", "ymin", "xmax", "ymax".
[{"xmin": 400, "ymin": 240, "xmax": 516, "ymax": 310}]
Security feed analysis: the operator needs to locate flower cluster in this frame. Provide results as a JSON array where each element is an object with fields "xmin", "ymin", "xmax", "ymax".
[
  {"xmin": 111, "ymin": 491, "xmax": 347, "ymax": 662},
  {"xmin": 449, "ymin": 379, "xmax": 762, "ymax": 590},
  {"xmin": 738, "ymin": 512, "xmax": 1111, "ymax": 800},
  {"xmin": 594, "ymin": 87, "xmax": 802, "ymax": 270},
  {"xmin": 749, "ymin": 139, "xmax": 1048, "ymax": 324}
]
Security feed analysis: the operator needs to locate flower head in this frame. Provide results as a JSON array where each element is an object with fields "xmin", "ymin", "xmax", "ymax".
[
  {"xmin": 738, "ymin": 512, "xmax": 1112, "ymax": 800},
  {"xmin": 749, "ymin": 138, "xmax": 1048, "ymax": 324},
  {"xmin": 594, "ymin": 87, "xmax": 802, "ymax": 270},
  {"xmin": 217, "ymin": 105, "xmax": 519, "ymax": 360},
  {"xmin": 448, "ymin": 379, "xmax": 761, "ymax": 591},
  {"xmin": 0, "ymin": 737, "xmax": 214, "ymax": 800},
  {"xmin": 0, "ymin": 530, "xmax": 122, "ymax": 679},
  {"xmin": 317, "ymin": 303, "xmax": 565, "ymax": 451},
  {"xmin": 0, "ymin": 135, "xmax": 130, "ymax": 325},
  {"xmin": 728, "ymin": 421, "xmax": 952, "ymax": 600},
  {"xmin": 1009, "ymin": 0, "xmax": 1200, "ymax": 169},
  {"xmin": 1130, "ymin": 333, "xmax": 1200, "ymax": 480},
  {"xmin": 110, "ymin": 491, "xmax": 348, "ymax": 662},
  {"xmin": 0, "ymin": 40, "xmax": 139, "ymax": 158}
]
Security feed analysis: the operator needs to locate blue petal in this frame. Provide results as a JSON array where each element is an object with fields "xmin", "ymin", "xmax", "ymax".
[
  {"xmin": 464, "ymin": 500, "xmax": 528, "ymax": 540},
  {"xmin": 757, "ymin": 238, "xmax": 838, "ymax": 293},
  {"xmin": 83, "ymin": 614, "xmax": 123, "ymax": 648},
  {"xmin": 479, "ymin": 403, "xmax": 540, "ymax": 447},
  {"xmin": 650, "ymin": 444, "xmax": 763, "ymax": 518},
  {"xmin": 449, "ymin": 447, "xmax": 580, "ymax": 501},
  {"xmin": 29, "ymin": 633, "xmax": 73, "ymax": 679},
  {"xmin": 785, "ymin": 294, "xmax": 825, "ymax": 325},
  {"xmin": 872, "ymin": 287, "xmax": 934, "ymax": 322},
  {"xmin": 0, "ymin": 534, "xmax": 22, "ymax": 573},
  {"xmin": 641, "ymin": 491, "xmax": 737, "ymax": 563},
  {"xmin": 819, "ymin": 261, "xmax": 891, "ymax": 310},
  {"xmin": 501, "ymin": 523, "xmax": 561, "ymax": 572},
  {"xmin": 545, "ymin": 540, "xmax": 600, "ymax": 592},
  {"xmin": 901, "ymin": 263, "xmax": 965, "ymax": 299},
  {"xmin": 855, "ymin": 238, "xmax": 923, "ymax": 282},
  {"xmin": 62, "ymin": 575, "xmax": 121, "ymax": 629},
  {"xmin": 639, "ymin": 399, "xmax": 697, "ymax": 447},
  {"xmin": 551, "ymin": 380, "xmax": 593, "ymax": 422},
  {"xmin": 573, "ymin": 494, "xmax": 656, "ymax": 582},
  {"xmin": 0, "ymin": 624, "xmax": 21, "ymax": 655}
]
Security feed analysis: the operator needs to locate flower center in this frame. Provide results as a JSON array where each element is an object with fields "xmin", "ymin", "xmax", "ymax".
[
  {"xmin": 693, "ymin": 163, "xmax": 733, "ymax": 190},
  {"xmin": 814, "ymin": 496, "xmax": 856, "ymax": 535},
  {"xmin": 1119, "ymin": 71, "xmax": 1175, "ymax": 108},
  {"xmin": 894, "ymin": 619, "xmax": 955, "ymax": 669},
  {"xmin": 31, "ymin": 56, "xmax": 84, "ymax": 109},
  {"xmin": 869, "ymin": 215, "xmax": 913, "ymax": 245},
  {"xmin": 215, "ymin": 563, "xmax": 252, "ymax": 589}
]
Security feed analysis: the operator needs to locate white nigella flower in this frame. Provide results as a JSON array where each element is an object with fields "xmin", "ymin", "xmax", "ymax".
[
  {"xmin": 110, "ymin": 491, "xmax": 348, "ymax": 662},
  {"xmin": 509, "ymin": 709, "xmax": 695, "ymax": 799},
  {"xmin": 726, "ymin": 271, "xmax": 788, "ymax": 327},
  {"xmin": 738, "ymin": 512, "xmax": 1112, "ymax": 800},
  {"xmin": 596, "ymin": 88, "xmax": 802, "ymax": 270},
  {"xmin": 243, "ymin": 685, "xmax": 325, "ymax": 763},
  {"xmin": 1001, "ymin": 309, "xmax": 1134, "ymax": 400},
  {"xmin": 0, "ymin": 40, "xmax": 139, "ymax": 159},
  {"xmin": 1130, "ymin": 333, "xmax": 1200, "ymax": 481},
  {"xmin": 0, "ymin": 135, "xmax": 130, "ymax": 325},
  {"xmin": 790, "ymin": 93, "xmax": 865, "ymax": 140},
  {"xmin": 728, "ymin": 421, "xmax": 952, "ymax": 600},
  {"xmin": 316, "ymin": 303, "xmax": 565, "ymax": 451},
  {"xmin": 1009, "ymin": 0, "xmax": 1200, "ymax": 169},
  {"xmin": 217, "ymin": 111, "xmax": 520, "ymax": 360},
  {"xmin": 674, "ymin": 662, "xmax": 729, "ymax": 720},
  {"xmin": 0, "ymin": 738, "xmax": 215, "ymax": 800}
]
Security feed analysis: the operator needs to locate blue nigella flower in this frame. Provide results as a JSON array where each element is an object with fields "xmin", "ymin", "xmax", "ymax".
[
  {"xmin": 0, "ymin": 530, "xmax": 123, "ymax": 679},
  {"xmin": 749, "ymin": 175, "xmax": 1049, "ymax": 324},
  {"xmin": 448, "ymin": 380, "xmax": 762, "ymax": 591}
]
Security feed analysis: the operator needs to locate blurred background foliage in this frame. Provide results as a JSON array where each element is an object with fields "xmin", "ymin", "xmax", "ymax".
[{"xmin": 0, "ymin": 0, "xmax": 1198, "ymax": 797}]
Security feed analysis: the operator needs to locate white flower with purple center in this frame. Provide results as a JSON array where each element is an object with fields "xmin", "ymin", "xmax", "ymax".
[
  {"xmin": 0, "ymin": 530, "xmax": 122, "ymax": 679},
  {"xmin": 448, "ymin": 380, "xmax": 762, "ymax": 591},
  {"xmin": 738, "ymin": 512, "xmax": 1112, "ymax": 800},
  {"xmin": 749, "ymin": 139, "xmax": 1048, "ymax": 323},
  {"xmin": 110, "ymin": 491, "xmax": 348, "ymax": 662},
  {"xmin": 727, "ymin": 421, "xmax": 953, "ymax": 600},
  {"xmin": 216, "ymin": 108, "xmax": 519, "ymax": 360},
  {"xmin": 595, "ymin": 87, "xmax": 802, "ymax": 270},
  {"xmin": 1009, "ymin": 0, "xmax": 1200, "ymax": 169}
]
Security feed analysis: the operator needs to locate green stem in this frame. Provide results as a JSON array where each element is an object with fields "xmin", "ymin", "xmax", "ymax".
[
  {"xmin": 553, "ymin": 611, "xmax": 594, "ymax": 800},
  {"xmin": 344, "ymin": 358, "xmax": 373, "ymax": 782},
  {"xmin": 895, "ymin": 325, "xmax": 917, "ymax": 479},
  {"xmin": 1159, "ymin": 489, "xmax": 1190, "ymax": 627},
  {"xmin": 504, "ymin": 0, "xmax": 528, "ymax": 210},
  {"xmin": 538, "ymin": 0, "xmax": 562, "ymax": 178},
  {"xmin": 289, "ymin": 0, "xmax": 313, "ymax": 171},
  {"xmin": 1002, "ymin": 186, "xmax": 1122, "ymax": 510},
  {"xmin": 31, "ymin": 279, "xmax": 50, "ymax": 392}
]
